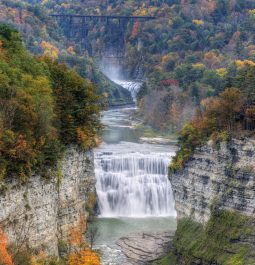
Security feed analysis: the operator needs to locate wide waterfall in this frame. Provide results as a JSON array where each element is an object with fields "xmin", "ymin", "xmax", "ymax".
[{"xmin": 95, "ymin": 141, "xmax": 176, "ymax": 217}]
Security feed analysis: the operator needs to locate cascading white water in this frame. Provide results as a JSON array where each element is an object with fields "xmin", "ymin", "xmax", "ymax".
[
  {"xmin": 112, "ymin": 80, "xmax": 142, "ymax": 101},
  {"xmin": 95, "ymin": 80, "xmax": 176, "ymax": 218},
  {"xmin": 95, "ymin": 142, "xmax": 176, "ymax": 217}
]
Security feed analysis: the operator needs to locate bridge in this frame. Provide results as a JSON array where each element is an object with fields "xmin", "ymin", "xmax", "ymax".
[
  {"xmin": 50, "ymin": 14, "xmax": 156, "ymax": 22},
  {"xmin": 51, "ymin": 14, "xmax": 156, "ymax": 58}
]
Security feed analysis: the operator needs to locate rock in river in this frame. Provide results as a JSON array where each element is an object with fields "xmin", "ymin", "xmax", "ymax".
[{"xmin": 117, "ymin": 231, "xmax": 174, "ymax": 264}]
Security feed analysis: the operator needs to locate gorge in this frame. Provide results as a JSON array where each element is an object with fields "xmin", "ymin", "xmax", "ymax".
[
  {"xmin": 92, "ymin": 81, "xmax": 177, "ymax": 264},
  {"xmin": 1, "ymin": 1, "xmax": 255, "ymax": 265}
]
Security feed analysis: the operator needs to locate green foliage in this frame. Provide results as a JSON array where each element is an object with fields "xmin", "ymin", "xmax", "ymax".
[
  {"xmin": 85, "ymin": 192, "xmax": 97, "ymax": 215},
  {"xmin": 153, "ymin": 252, "xmax": 177, "ymax": 265},
  {"xmin": 0, "ymin": 25, "xmax": 102, "ymax": 182},
  {"xmin": 56, "ymin": 165, "xmax": 62, "ymax": 189},
  {"xmin": 173, "ymin": 209, "xmax": 255, "ymax": 265},
  {"xmin": 169, "ymin": 123, "xmax": 201, "ymax": 172},
  {"xmin": 44, "ymin": 58, "xmax": 102, "ymax": 149}
]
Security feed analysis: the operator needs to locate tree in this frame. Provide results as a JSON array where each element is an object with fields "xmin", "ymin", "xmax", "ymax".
[
  {"xmin": 86, "ymin": 225, "xmax": 100, "ymax": 249},
  {"xmin": 67, "ymin": 217, "xmax": 100, "ymax": 265},
  {"xmin": 44, "ymin": 58, "xmax": 102, "ymax": 149},
  {"xmin": 217, "ymin": 87, "xmax": 244, "ymax": 131}
]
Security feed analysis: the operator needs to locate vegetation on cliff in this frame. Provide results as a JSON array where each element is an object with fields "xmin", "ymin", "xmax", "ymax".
[
  {"xmin": 155, "ymin": 205, "xmax": 255, "ymax": 265},
  {"xmin": 156, "ymin": 206, "xmax": 255, "ymax": 265},
  {"xmin": 170, "ymin": 58, "xmax": 255, "ymax": 172},
  {"xmin": 0, "ymin": 24, "xmax": 102, "ymax": 182},
  {"xmin": 0, "ymin": 217, "xmax": 101, "ymax": 265}
]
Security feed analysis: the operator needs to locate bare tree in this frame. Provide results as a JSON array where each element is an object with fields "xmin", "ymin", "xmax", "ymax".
[{"xmin": 86, "ymin": 225, "xmax": 100, "ymax": 249}]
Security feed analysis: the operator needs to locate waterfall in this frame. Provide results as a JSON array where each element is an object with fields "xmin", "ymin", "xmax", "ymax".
[
  {"xmin": 95, "ymin": 142, "xmax": 176, "ymax": 217},
  {"xmin": 112, "ymin": 80, "xmax": 142, "ymax": 101}
]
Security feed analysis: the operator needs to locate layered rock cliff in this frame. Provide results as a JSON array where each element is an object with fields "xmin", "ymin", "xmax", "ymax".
[
  {"xmin": 164, "ymin": 137, "xmax": 255, "ymax": 265},
  {"xmin": 0, "ymin": 146, "xmax": 95, "ymax": 256},
  {"xmin": 169, "ymin": 137, "xmax": 255, "ymax": 224}
]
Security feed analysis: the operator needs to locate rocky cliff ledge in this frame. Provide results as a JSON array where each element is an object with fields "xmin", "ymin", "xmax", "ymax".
[
  {"xmin": 170, "ymin": 139, "xmax": 255, "ymax": 224},
  {"xmin": 0, "ymin": 146, "xmax": 95, "ymax": 256},
  {"xmin": 160, "ymin": 138, "xmax": 255, "ymax": 265},
  {"xmin": 169, "ymin": 137, "xmax": 255, "ymax": 224}
]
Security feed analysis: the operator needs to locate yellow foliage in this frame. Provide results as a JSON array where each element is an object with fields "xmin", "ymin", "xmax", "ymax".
[
  {"xmin": 61, "ymin": 3, "xmax": 70, "ymax": 9},
  {"xmin": 248, "ymin": 9, "xmax": 255, "ymax": 16},
  {"xmin": 216, "ymin": 68, "xmax": 227, "ymax": 78},
  {"xmin": 192, "ymin": 63, "xmax": 205, "ymax": 69},
  {"xmin": 161, "ymin": 54, "xmax": 172, "ymax": 64},
  {"xmin": 235, "ymin": 60, "xmax": 255, "ymax": 70},
  {"xmin": 31, "ymin": 251, "xmax": 47, "ymax": 265},
  {"xmin": 192, "ymin": 19, "xmax": 204, "ymax": 26},
  {"xmin": 41, "ymin": 41, "xmax": 59, "ymax": 59},
  {"xmin": 68, "ymin": 249, "xmax": 100, "ymax": 265},
  {"xmin": 134, "ymin": 9, "xmax": 148, "ymax": 16},
  {"xmin": 41, "ymin": 0, "xmax": 49, "ymax": 5}
]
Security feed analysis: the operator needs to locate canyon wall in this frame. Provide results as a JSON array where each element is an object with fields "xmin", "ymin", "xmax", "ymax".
[
  {"xmin": 0, "ymin": 146, "xmax": 95, "ymax": 256},
  {"xmin": 169, "ymin": 138, "xmax": 255, "ymax": 224}
]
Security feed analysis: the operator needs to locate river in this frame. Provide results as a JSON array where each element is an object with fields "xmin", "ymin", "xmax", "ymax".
[{"xmin": 92, "ymin": 81, "xmax": 177, "ymax": 264}]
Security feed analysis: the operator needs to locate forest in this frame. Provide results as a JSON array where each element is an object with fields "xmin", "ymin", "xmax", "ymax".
[
  {"xmin": 0, "ymin": 24, "xmax": 102, "ymax": 183},
  {"xmin": 11, "ymin": 0, "xmax": 255, "ymax": 136}
]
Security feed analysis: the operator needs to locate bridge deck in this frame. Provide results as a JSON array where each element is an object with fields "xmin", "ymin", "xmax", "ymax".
[{"xmin": 50, "ymin": 14, "xmax": 156, "ymax": 20}]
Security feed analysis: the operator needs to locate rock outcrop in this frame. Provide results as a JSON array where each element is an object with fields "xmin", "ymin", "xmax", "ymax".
[
  {"xmin": 0, "ymin": 146, "xmax": 95, "ymax": 256},
  {"xmin": 117, "ymin": 232, "xmax": 175, "ymax": 265},
  {"xmin": 169, "ymin": 138, "xmax": 255, "ymax": 224}
]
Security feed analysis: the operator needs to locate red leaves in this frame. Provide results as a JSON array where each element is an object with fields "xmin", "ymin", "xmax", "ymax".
[
  {"xmin": 131, "ymin": 21, "xmax": 141, "ymax": 38},
  {"xmin": 161, "ymin": 79, "xmax": 179, "ymax": 86}
]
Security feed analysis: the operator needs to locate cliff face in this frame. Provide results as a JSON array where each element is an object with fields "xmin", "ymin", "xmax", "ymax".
[
  {"xmin": 0, "ymin": 146, "xmax": 95, "ymax": 256},
  {"xmin": 169, "ymin": 138, "xmax": 255, "ymax": 224}
]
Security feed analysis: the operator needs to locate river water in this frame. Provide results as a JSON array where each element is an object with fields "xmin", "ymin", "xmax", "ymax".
[{"xmin": 93, "ymin": 81, "xmax": 177, "ymax": 264}]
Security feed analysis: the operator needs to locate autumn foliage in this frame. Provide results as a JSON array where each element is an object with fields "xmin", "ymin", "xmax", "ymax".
[
  {"xmin": 0, "ymin": 227, "xmax": 13, "ymax": 265},
  {"xmin": 131, "ymin": 21, "xmax": 140, "ymax": 38},
  {"xmin": 67, "ymin": 217, "xmax": 100, "ymax": 265},
  {"xmin": 170, "ymin": 87, "xmax": 245, "ymax": 172},
  {"xmin": 0, "ymin": 25, "xmax": 102, "ymax": 182},
  {"xmin": 68, "ymin": 249, "xmax": 100, "ymax": 265}
]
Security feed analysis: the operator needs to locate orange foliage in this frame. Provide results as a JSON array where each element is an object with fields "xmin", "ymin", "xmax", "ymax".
[
  {"xmin": 0, "ymin": 40, "xmax": 3, "ymax": 51},
  {"xmin": 30, "ymin": 251, "xmax": 47, "ymax": 265},
  {"xmin": 76, "ymin": 127, "xmax": 94, "ymax": 149},
  {"xmin": 170, "ymin": 103, "xmax": 181, "ymax": 127},
  {"xmin": 67, "ymin": 46, "xmax": 75, "ymax": 55},
  {"xmin": 0, "ymin": 227, "xmax": 13, "ymax": 265},
  {"xmin": 68, "ymin": 249, "xmax": 100, "ymax": 265},
  {"xmin": 69, "ymin": 216, "xmax": 87, "ymax": 249},
  {"xmin": 68, "ymin": 217, "xmax": 101, "ymax": 265}
]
